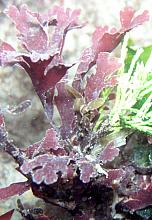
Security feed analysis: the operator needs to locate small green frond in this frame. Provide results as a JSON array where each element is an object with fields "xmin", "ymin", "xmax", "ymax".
[{"xmin": 109, "ymin": 36, "xmax": 152, "ymax": 135}]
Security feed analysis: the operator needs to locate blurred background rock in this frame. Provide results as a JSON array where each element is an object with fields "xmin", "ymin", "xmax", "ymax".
[{"xmin": 0, "ymin": 0, "xmax": 151, "ymax": 219}]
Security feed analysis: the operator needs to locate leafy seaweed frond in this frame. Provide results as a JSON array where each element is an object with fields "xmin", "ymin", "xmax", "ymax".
[{"xmin": 109, "ymin": 34, "xmax": 152, "ymax": 135}]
